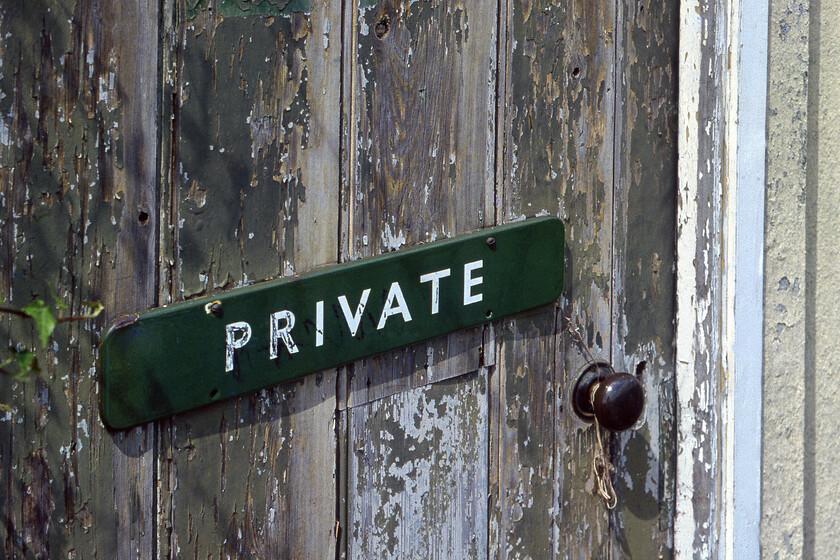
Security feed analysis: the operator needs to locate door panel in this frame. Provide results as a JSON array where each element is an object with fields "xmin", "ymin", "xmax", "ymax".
[
  {"xmin": 157, "ymin": 1, "xmax": 341, "ymax": 557},
  {"xmin": 0, "ymin": 1, "xmax": 158, "ymax": 558},
  {"xmin": 348, "ymin": 371, "xmax": 488, "ymax": 559},
  {"xmin": 495, "ymin": 0, "xmax": 618, "ymax": 557},
  {"xmin": 342, "ymin": 2, "xmax": 497, "ymax": 557},
  {"xmin": 611, "ymin": 0, "xmax": 678, "ymax": 556},
  {"xmin": 0, "ymin": 0, "xmax": 678, "ymax": 558}
]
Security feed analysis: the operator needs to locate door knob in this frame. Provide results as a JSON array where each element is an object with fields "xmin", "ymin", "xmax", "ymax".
[{"xmin": 572, "ymin": 362, "xmax": 645, "ymax": 431}]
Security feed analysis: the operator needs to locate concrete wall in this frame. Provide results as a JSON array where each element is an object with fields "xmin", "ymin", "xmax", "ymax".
[{"xmin": 762, "ymin": 0, "xmax": 840, "ymax": 557}]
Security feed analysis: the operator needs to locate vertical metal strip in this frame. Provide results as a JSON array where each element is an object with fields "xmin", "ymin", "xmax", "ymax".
[{"xmin": 728, "ymin": 0, "xmax": 768, "ymax": 556}]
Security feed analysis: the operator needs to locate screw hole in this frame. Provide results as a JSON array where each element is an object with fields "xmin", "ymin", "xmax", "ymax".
[
  {"xmin": 572, "ymin": 67, "xmax": 581, "ymax": 78},
  {"xmin": 138, "ymin": 210, "xmax": 150, "ymax": 225},
  {"xmin": 635, "ymin": 360, "xmax": 647, "ymax": 376},
  {"xmin": 210, "ymin": 388, "xmax": 219, "ymax": 399},
  {"xmin": 375, "ymin": 15, "xmax": 390, "ymax": 39},
  {"xmin": 486, "ymin": 310, "xmax": 493, "ymax": 318}
]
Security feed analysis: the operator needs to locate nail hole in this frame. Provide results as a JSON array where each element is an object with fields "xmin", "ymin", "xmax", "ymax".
[
  {"xmin": 209, "ymin": 388, "xmax": 219, "ymax": 399},
  {"xmin": 138, "ymin": 210, "xmax": 150, "ymax": 225},
  {"xmin": 572, "ymin": 67, "xmax": 580, "ymax": 77},
  {"xmin": 375, "ymin": 15, "xmax": 390, "ymax": 39}
]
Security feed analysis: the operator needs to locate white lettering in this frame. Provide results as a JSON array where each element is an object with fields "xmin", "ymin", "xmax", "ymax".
[
  {"xmin": 463, "ymin": 260, "xmax": 484, "ymax": 305},
  {"xmin": 315, "ymin": 300, "xmax": 324, "ymax": 347},
  {"xmin": 377, "ymin": 282, "xmax": 413, "ymax": 329},
  {"xmin": 270, "ymin": 310, "xmax": 299, "ymax": 358},
  {"xmin": 225, "ymin": 321, "xmax": 252, "ymax": 372},
  {"xmin": 419, "ymin": 268, "xmax": 451, "ymax": 315},
  {"xmin": 338, "ymin": 288, "xmax": 371, "ymax": 337}
]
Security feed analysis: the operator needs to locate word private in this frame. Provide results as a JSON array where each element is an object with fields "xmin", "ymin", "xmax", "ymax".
[{"xmin": 224, "ymin": 260, "xmax": 486, "ymax": 372}]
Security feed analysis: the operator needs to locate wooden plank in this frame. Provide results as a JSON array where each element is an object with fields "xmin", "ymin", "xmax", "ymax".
[
  {"xmin": 493, "ymin": 0, "xmax": 617, "ymax": 557},
  {"xmin": 157, "ymin": 1, "xmax": 341, "ymax": 557},
  {"xmin": 675, "ymin": 0, "xmax": 728, "ymax": 557},
  {"xmin": 342, "ymin": 0, "xmax": 497, "ymax": 407},
  {"xmin": 342, "ymin": 0, "xmax": 497, "ymax": 556},
  {"xmin": 347, "ymin": 370, "xmax": 488, "ymax": 559},
  {"xmin": 610, "ymin": 0, "xmax": 679, "ymax": 556},
  {"xmin": 0, "ymin": 1, "xmax": 158, "ymax": 558}
]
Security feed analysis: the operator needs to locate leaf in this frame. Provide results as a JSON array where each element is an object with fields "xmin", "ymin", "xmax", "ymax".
[
  {"xmin": 7, "ymin": 348, "xmax": 37, "ymax": 378},
  {"xmin": 22, "ymin": 299, "xmax": 57, "ymax": 347},
  {"xmin": 81, "ymin": 301, "xmax": 104, "ymax": 318},
  {"xmin": 47, "ymin": 283, "xmax": 69, "ymax": 310}
]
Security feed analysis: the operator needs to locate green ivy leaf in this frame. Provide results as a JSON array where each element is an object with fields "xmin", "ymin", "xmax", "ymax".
[
  {"xmin": 22, "ymin": 299, "xmax": 57, "ymax": 348},
  {"xmin": 6, "ymin": 348, "xmax": 37, "ymax": 378},
  {"xmin": 47, "ymin": 283, "xmax": 69, "ymax": 310}
]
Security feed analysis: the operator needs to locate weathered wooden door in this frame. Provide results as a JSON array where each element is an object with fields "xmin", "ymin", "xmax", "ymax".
[{"xmin": 0, "ymin": 0, "xmax": 677, "ymax": 558}]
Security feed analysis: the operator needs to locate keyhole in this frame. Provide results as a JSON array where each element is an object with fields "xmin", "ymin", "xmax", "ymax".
[{"xmin": 375, "ymin": 15, "xmax": 390, "ymax": 39}]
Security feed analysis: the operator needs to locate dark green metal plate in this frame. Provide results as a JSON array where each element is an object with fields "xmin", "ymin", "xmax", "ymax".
[
  {"xmin": 185, "ymin": 0, "xmax": 312, "ymax": 19},
  {"xmin": 100, "ymin": 217, "xmax": 564, "ymax": 428}
]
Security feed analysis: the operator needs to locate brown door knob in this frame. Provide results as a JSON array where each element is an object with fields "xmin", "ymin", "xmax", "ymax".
[
  {"xmin": 572, "ymin": 363, "xmax": 645, "ymax": 432},
  {"xmin": 591, "ymin": 372, "xmax": 645, "ymax": 432}
]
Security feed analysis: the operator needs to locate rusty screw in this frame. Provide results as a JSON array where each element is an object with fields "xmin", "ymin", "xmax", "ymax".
[{"xmin": 486, "ymin": 236, "xmax": 496, "ymax": 249}]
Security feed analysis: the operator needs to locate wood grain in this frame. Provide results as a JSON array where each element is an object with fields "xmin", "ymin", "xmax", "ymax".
[
  {"xmin": 348, "ymin": 371, "xmax": 488, "ymax": 559},
  {"xmin": 156, "ymin": 1, "xmax": 342, "ymax": 557},
  {"xmin": 493, "ymin": 0, "xmax": 618, "ymax": 557},
  {"xmin": 611, "ymin": 0, "xmax": 679, "ymax": 556},
  {"xmin": 342, "ymin": 0, "xmax": 497, "ymax": 557},
  {"xmin": 675, "ymin": 0, "xmax": 728, "ymax": 557},
  {"xmin": 342, "ymin": 0, "xmax": 497, "ymax": 406},
  {"xmin": 0, "ymin": 1, "xmax": 158, "ymax": 558}
]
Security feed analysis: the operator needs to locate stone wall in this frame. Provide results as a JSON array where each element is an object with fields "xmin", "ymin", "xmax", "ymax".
[{"xmin": 762, "ymin": 0, "xmax": 840, "ymax": 557}]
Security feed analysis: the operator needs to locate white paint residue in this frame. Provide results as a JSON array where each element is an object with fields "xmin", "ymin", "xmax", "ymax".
[
  {"xmin": 98, "ymin": 75, "xmax": 109, "ymax": 103},
  {"xmin": 381, "ymin": 222, "xmax": 406, "ymax": 251},
  {"xmin": 675, "ymin": 0, "xmax": 703, "ymax": 556},
  {"xmin": 86, "ymin": 48, "xmax": 95, "ymax": 78}
]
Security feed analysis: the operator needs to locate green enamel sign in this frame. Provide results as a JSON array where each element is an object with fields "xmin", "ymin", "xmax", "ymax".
[{"xmin": 100, "ymin": 217, "xmax": 564, "ymax": 429}]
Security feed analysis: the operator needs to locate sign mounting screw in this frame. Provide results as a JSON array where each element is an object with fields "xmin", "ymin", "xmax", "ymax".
[{"xmin": 205, "ymin": 300, "xmax": 223, "ymax": 317}]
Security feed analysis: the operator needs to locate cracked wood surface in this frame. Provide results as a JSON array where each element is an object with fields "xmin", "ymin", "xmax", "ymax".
[
  {"xmin": 341, "ymin": 2, "xmax": 496, "ymax": 557},
  {"xmin": 494, "ymin": 0, "xmax": 618, "ymax": 557},
  {"xmin": 156, "ymin": 1, "xmax": 341, "ymax": 558},
  {"xmin": 0, "ymin": 0, "xmax": 678, "ymax": 558},
  {"xmin": 0, "ymin": 1, "xmax": 157, "ymax": 558}
]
